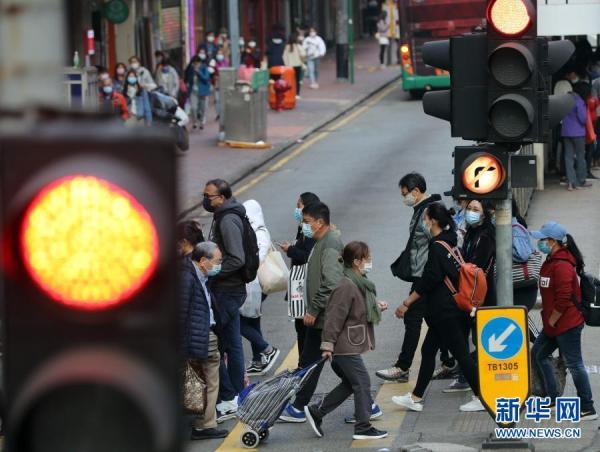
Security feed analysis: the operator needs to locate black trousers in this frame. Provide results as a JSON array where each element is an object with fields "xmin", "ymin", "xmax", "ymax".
[
  {"xmin": 379, "ymin": 44, "xmax": 388, "ymax": 65},
  {"xmin": 294, "ymin": 318, "xmax": 307, "ymax": 365},
  {"xmin": 293, "ymin": 66, "xmax": 302, "ymax": 95},
  {"xmin": 395, "ymin": 295, "xmax": 426, "ymax": 371},
  {"xmin": 413, "ymin": 316, "xmax": 477, "ymax": 398},
  {"xmin": 292, "ymin": 326, "xmax": 325, "ymax": 409}
]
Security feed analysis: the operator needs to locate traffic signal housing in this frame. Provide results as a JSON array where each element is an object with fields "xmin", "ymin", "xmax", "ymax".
[
  {"xmin": 1, "ymin": 115, "xmax": 180, "ymax": 452},
  {"xmin": 453, "ymin": 145, "xmax": 509, "ymax": 200}
]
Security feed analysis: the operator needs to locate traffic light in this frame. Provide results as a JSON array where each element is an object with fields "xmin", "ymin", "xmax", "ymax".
[
  {"xmin": 452, "ymin": 145, "xmax": 509, "ymax": 200},
  {"xmin": 0, "ymin": 115, "xmax": 180, "ymax": 452}
]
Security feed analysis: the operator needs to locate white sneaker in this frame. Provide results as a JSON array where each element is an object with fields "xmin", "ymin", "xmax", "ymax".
[
  {"xmin": 391, "ymin": 393, "xmax": 423, "ymax": 412},
  {"xmin": 459, "ymin": 396, "xmax": 485, "ymax": 412}
]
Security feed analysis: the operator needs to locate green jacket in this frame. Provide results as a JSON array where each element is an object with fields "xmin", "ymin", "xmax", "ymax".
[{"xmin": 305, "ymin": 229, "xmax": 344, "ymax": 330}]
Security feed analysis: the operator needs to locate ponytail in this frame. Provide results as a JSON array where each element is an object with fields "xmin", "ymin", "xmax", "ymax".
[
  {"xmin": 425, "ymin": 202, "xmax": 456, "ymax": 232},
  {"xmin": 564, "ymin": 233, "xmax": 585, "ymax": 274}
]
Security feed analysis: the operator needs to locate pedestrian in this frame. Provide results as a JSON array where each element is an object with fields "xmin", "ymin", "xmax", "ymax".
[
  {"xmin": 240, "ymin": 200, "xmax": 280, "ymax": 376},
  {"xmin": 98, "ymin": 78, "xmax": 129, "ymax": 121},
  {"xmin": 562, "ymin": 81, "xmax": 592, "ymax": 191},
  {"xmin": 207, "ymin": 59, "xmax": 221, "ymax": 120},
  {"xmin": 277, "ymin": 192, "xmax": 320, "ymax": 360},
  {"xmin": 128, "ymin": 56, "xmax": 157, "ymax": 91},
  {"xmin": 592, "ymin": 77, "xmax": 600, "ymax": 169},
  {"xmin": 154, "ymin": 50, "xmax": 166, "ymax": 75},
  {"xmin": 583, "ymin": 82, "xmax": 598, "ymax": 178},
  {"xmin": 200, "ymin": 32, "xmax": 219, "ymax": 59},
  {"xmin": 241, "ymin": 39, "xmax": 262, "ymax": 69},
  {"xmin": 215, "ymin": 48, "xmax": 230, "ymax": 69},
  {"xmin": 177, "ymin": 220, "xmax": 205, "ymax": 257},
  {"xmin": 279, "ymin": 202, "xmax": 344, "ymax": 423},
  {"xmin": 266, "ymin": 24, "xmax": 286, "ymax": 68},
  {"xmin": 218, "ymin": 29, "xmax": 231, "ymax": 61},
  {"xmin": 452, "ymin": 199, "xmax": 468, "ymax": 250},
  {"xmin": 186, "ymin": 55, "xmax": 211, "ymax": 130},
  {"xmin": 283, "ymin": 32, "xmax": 306, "ymax": 99},
  {"xmin": 155, "ymin": 57, "xmax": 180, "ymax": 99},
  {"xmin": 302, "ymin": 26, "xmax": 326, "ymax": 89},
  {"xmin": 181, "ymin": 241, "xmax": 229, "ymax": 440},
  {"xmin": 391, "ymin": 202, "xmax": 479, "ymax": 413},
  {"xmin": 376, "ymin": 11, "xmax": 390, "ymax": 69},
  {"xmin": 377, "ymin": 173, "xmax": 449, "ymax": 384},
  {"xmin": 511, "ymin": 199, "xmax": 537, "ymax": 312},
  {"xmin": 202, "ymin": 179, "xmax": 248, "ymax": 422},
  {"xmin": 304, "ymin": 241, "xmax": 388, "ymax": 440},
  {"xmin": 530, "ymin": 222, "xmax": 598, "ymax": 420},
  {"xmin": 123, "ymin": 70, "xmax": 153, "ymax": 127},
  {"xmin": 113, "ymin": 62, "xmax": 128, "ymax": 93}
]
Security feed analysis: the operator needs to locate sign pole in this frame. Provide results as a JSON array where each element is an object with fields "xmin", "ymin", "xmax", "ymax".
[{"xmin": 495, "ymin": 152, "xmax": 514, "ymax": 307}]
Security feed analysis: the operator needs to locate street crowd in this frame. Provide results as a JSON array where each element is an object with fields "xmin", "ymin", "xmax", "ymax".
[{"xmin": 178, "ymin": 173, "xmax": 598, "ymax": 442}]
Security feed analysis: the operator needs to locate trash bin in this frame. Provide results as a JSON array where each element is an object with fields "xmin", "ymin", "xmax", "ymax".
[
  {"xmin": 269, "ymin": 66, "xmax": 296, "ymax": 110},
  {"xmin": 223, "ymin": 70, "xmax": 268, "ymax": 144}
]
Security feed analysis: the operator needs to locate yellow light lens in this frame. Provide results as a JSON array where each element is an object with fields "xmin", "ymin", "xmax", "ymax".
[
  {"xmin": 462, "ymin": 154, "xmax": 506, "ymax": 195},
  {"xmin": 488, "ymin": 0, "xmax": 532, "ymax": 36},
  {"xmin": 20, "ymin": 175, "xmax": 159, "ymax": 310},
  {"xmin": 401, "ymin": 45, "xmax": 410, "ymax": 54}
]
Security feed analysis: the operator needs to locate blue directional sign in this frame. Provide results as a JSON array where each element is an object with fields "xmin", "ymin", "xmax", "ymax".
[{"xmin": 481, "ymin": 317, "xmax": 524, "ymax": 360}]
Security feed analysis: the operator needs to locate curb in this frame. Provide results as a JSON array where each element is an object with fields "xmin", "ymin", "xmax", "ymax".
[{"xmin": 178, "ymin": 74, "xmax": 402, "ymax": 219}]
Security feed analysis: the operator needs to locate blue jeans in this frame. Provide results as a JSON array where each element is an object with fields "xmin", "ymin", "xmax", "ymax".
[
  {"xmin": 240, "ymin": 315, "xmax": 269, "ymax": 362},
  {"xmin": 532, "ymin": 324, "xmax": 594, "ymax": 411},
  {"xmin": 306, "ymin": 58, "xmax": 320, "ymax": 85},
  {"xmin": 214, "ymin": 290, "xmax": 246, "ymax": 402}
]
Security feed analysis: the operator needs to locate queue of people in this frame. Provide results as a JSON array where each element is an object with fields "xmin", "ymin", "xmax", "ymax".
[{"xmin": 178, "ymin": 172, "xmax": 597, "ymax": 443}]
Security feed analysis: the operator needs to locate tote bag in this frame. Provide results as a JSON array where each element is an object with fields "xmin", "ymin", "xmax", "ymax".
[
  {"xmin": 183, "ymin": 362, "xmax": 206, "ymax": 414},
  {"xmin": 257, "ymin": 246, "xmax": 290, "ymax": 294},
  {"xmin": 288, "ymin": 264, "xmax": 307, "ymax": 319}
]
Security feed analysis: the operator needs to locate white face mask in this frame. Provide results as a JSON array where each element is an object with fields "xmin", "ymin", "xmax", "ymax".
[
  {"xmin": 403, "ymin": 192, "xmax": 417, "ymax": 207},
  {"xmin": 248, "ymin": 41, "xmax": 257, "ymax": 48},
  {"xmin": 362, "ymin": 261, "xmax": 373, "ymax": 275},
  {"xmin": 309, "ymin": 31, "xmax": 317, "ymax": 38},
  {"xmin": 130, "ymin": 62, "xmax": 140, "ymax": 70}
]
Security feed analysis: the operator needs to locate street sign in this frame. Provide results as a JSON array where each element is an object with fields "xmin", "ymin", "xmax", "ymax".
[{"xmin": 476, "ymin": 306, "xmax": 530, "ymax": 425}]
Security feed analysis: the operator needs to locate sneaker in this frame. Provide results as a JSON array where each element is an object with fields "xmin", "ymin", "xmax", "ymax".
[
  {"xmin": 353, "ymin": 427, "xmax": 388, "ymax": 440},
  {"xmin": 216, "ymin": 405, "xmax": 237, "ymax": 423},
  {"xmin": 260, "ymin": 347, "xmax": 280, "ymax": 374},
  {"xmin": 580, "ymin": 181, "xmax": 593, "ymax": 188},
  {"xmin": 245, "ymin": 361, "xmax": 267, "ymax": 376},
  {"xmin": 344, "ymin": 403, "xmax": 383, "ymax": 424},
  {"xmin": 459, "ymin": 396, "xmax": 485, "ymax": 412},
  {"xmin": 432, "ymin": 363, "xmax": 458, "ymax": 380},
  {"xmin": 191, "ymin": 427, "xmax": 229, "ymax": 440},
  {"xmin": 304, "ymin": 405, "xmax": 323, "ymax": 437},
  {"xmin": 581, "ymin": 408, "xmax": 598, "ymax": 421},
  {"xmin": 587, "ymin": 173, "xmax": 599, "ymax": 180},
  {"xmin": 375, "ymin": 366, "xmax": 409, "ymax": 382},
  {"xmin": 279, "ymin": 403, "xmax": 306, "ymax": 423},
  {"xmin": 391, "ymin": 393, "xmax": 423, "ymax": 412},
  {"xmin": 567, "ymin": 184, "xmax": 575, "ymax": 191},
  {"xmin": 443, "ymin": 379, "xmax": 471, "ymax": 393}
]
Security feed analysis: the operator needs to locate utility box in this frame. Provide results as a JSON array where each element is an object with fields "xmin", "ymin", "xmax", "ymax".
[
  {"xmin": 223, "ymin": 70, "xmax": 268, "ymax": 143},
  {"xmin": 64, "ymin": 67, "xmax": 98, "ymax": 109}
]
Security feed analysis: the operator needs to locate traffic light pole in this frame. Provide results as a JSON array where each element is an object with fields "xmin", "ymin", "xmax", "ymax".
[
  {"xmin": 495, "ymin": 178, "xmax": 514, "ymax": 307},
  {"xmin": 227, "ymin": 0, "xmax": 240, "ymax": 69}
]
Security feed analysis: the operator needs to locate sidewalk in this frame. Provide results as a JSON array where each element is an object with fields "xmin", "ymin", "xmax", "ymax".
[
  {"xmin": 177, "ymin": 39, "xmax": 400, "ymax": 213},
  {"xmin": 390, "ymin": 175, "xmax": 600, "ymax": 451}
]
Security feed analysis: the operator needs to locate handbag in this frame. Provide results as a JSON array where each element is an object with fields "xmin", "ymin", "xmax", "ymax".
[
  {"xmin": 531, "ymin": 355, "xmax": 567, "ymax": 397},
  {"xmin": 240, "ymin": 278, "xmax": 263, "ymax": 318},
  {"xmin": 378, "ymin": 36, "xmax": 390, "ymax": 45},
  {"xmin": 257, "ymin": 245, "xmax": 290, "ymax": 294},
  {"xmin": 391, "ymin": 205, "xmax": 426, "ymax": 282},
  {"xmin": 183, "ymin": 362, "xmax": 207, "ymax": 414},
  {"xmin": 288, "ymin": 264, "xmax": 307, "ymax": 319}
]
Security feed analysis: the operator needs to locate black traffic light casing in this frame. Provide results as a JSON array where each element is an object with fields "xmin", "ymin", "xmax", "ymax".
[
  {"xmin": 452, "ymin": 144, "xmax": 509, "ymax": 200},
  {"xmin": 0, "ymin": 115, "xmax": 180, "ymax": 452}
]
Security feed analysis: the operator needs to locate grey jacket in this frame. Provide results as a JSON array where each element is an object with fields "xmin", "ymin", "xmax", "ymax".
[
  {"xmin": 209, "ymin": 197, "xmax": 247, "ymax": 292},
  {"xmin": 408, "ymin": 194, "xmax": 441, "ymax": 278}
]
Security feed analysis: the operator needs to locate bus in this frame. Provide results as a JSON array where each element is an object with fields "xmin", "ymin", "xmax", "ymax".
[{"xmin": 399, "ymin": 0, "xmax": 486, "ymax": 98}]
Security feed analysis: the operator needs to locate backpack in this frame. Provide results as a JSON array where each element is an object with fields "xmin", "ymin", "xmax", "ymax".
[
  {"xmin": 573, "ymin": 270, "xmax": 600, "ymax": 327},
  {"xmin": 216, "ymin": 212, "xmax": 259, "ymax": 284},
  {"xmin": 436, "ymin": 241, "xmax": 488, "ymax": 315}
]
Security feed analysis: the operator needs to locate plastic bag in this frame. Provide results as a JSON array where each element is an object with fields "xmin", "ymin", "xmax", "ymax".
[
  {"xmin": 257, "ymin": 246, "xmax": 289, "ymax": 294},
  {"xmin": 240, "ymin": 278, "xmax": 262, "ymax": 318}
]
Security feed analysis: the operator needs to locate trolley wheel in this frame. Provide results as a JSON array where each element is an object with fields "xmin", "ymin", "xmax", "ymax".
[
  {"xmin": 259, "ymin": 429, "xmax": 270, "ymax": 442},
  {"xmin": 240, "ymin": 430, "xmax": 260, "ymax": 448}
]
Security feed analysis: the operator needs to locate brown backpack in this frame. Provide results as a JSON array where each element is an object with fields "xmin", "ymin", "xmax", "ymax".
[{"xmin": 436, "ymin": 241, "xmax": 488, "ymax": 315}]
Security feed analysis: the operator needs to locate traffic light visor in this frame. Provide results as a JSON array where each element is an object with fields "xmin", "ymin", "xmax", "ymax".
[
  {"xmin": 20, "ymin": 175, "xmax": 159, "ymax": 310},
  {"xmin": 487, "ymin": 0, "xmax": 533, "ymax": 37}
]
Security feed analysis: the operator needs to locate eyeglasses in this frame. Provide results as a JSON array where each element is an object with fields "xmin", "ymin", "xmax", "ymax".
[{"xmin": 203, "ymin": 193, "xmax": 221, "ymax": 199}]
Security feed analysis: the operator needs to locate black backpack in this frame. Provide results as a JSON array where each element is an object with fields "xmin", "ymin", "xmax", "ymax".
[
  {"xmin": 573, "ymin": 270, "xmax": 600, "ymax": 327},
  {"xmin": 216, "ymin": 212, "xmax": 259, "ymax": 284}
]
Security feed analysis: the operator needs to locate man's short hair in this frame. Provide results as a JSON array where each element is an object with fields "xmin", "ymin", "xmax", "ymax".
[
  {"xmin": 399, "ymin": 172, "xmax": 427, "ymax": 193},
  {"xmin": 206, "ymin": 179, "xmax": 232, "ymax": 199},
  {"xmin": 191, "ymin": 241, "xmax": 219, "ymax": 262},
  {"xmin": 302, "ymin": 202, "xmax": 330, "ymax": 225},
  {"xmin": 177, "ymin": 220, "xmax": 204, "ymax": 246}
]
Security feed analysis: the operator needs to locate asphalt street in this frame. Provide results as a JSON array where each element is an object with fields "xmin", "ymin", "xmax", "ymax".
[{"xmin": 184, "ymin": 83, "xmax": 467, "ymax": 452}]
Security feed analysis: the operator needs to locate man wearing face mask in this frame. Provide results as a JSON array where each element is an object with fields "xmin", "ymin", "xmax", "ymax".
[
  {"xmin": 202, "ymin": 179, "xmax": 248, "ymax": 422},
  {"xmin": 181, "ymin": 241, "xmax": 229, "ymax": 440},
  {"xmin": 280, "ymin": 202, "xmax": 344, "ymax": 423},
  {"xmin": 378, "ymin": 172, "xmax": 443, "ymax": 384},
  {"xmin": 128, "ymin": 55, "xmax": 157, "ymax": 91}
]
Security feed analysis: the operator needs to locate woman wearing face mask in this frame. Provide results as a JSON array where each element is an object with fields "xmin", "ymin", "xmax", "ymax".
[
  {"xmin": 530, "ymin": 222, "xmax": 597, "ymax": 420},
  {"xmin": 283, "ymin": 32, "xmax": 307, "ymax": 99},
  {"xmin": 123, "ymin": 70, "xmax": 153, "ymax": 127},
  {"xmin": 392, "ymin": 202, "xmax": 479, "ymax": 414},
  {"xmin": 242, "ymin": 40, "xmax": 262, "ymax": 69},
  {"xmin": 128, "ymin": 56, "xmax": 157, "ymax": 91},
  {"xmin": 276, "ymin": 192, "xmax": 320, "ymax": 358},
  {"xmin": 302, "ymin": 27, "xmax": 326, "ymax": 89},
  {"xmin": 185, "ymin": 55, "xmax": 211, "ymax": 130},
  {"xmin": 98, "ymin": 78, "xmax": 129, "ymax": 121},
  {"xmin": 113, "ymin": 63, "xmax": 128, "ymax": 93},
  {"xmin": 304, "ymin": 241, "xmax": 388, "ymax": 441},
  {"xmin": 155, "ymin": 57, "xmax": 180, "ymax": 99}
]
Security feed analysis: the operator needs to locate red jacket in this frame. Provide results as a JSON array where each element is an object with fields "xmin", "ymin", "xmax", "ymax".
[{"xmin": 538, "ymin": 248, "xmax": 583, "ymax": 337}]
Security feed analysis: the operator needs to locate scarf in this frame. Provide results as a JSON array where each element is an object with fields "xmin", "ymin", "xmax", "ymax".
[{"xmin": 343, "ymin": 267, "xmax": 381, "ymax": 325}]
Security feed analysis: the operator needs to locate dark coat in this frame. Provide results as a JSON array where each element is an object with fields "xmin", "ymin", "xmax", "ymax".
[
  {"xmin": 462, "ymin": 220, "xmax": 497, "ymax": 306},
  {"xmin": 266, "ymin": 37, "xmax": 286, "ymax": 67},
  {"xmin": 179, "ymin": 257, "xmax": 221, "ymax": 359},
  {"xmin": 286, "ymin": 225, "xmax": 316, "ymax": 266}
]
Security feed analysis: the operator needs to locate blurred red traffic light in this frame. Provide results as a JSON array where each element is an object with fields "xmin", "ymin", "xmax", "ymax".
[{"xmin": 486, "ymin": 0, "xmax": 534, "ymax": 37}]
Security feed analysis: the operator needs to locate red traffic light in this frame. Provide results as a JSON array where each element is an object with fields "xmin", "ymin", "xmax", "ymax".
[
  {"xmin": 486, "ymin": 0, "xmax": 534, "ymax": 37},
  {"xmin": 20, "ymin": 175, "xmax": 159, "ymax": 311}
]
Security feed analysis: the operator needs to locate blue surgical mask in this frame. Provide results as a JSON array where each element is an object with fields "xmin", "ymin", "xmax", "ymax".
[
  {"xmin": 537, "ymin": 240, "xmax": 552, "ymax": 255},
  {"xmin": 302, "ymin": 222, "xmax": 314, "ymax": 239},
  {"xmin": 294, "ymin": 208, "xmax": 303, "ymax": 223},
  {"xmin": 127, "ymin": 76, "xmax": 138, "ymax": 85},
  {"xmin": 207, "ymin": 263, "xmax": 222, "ymax": 277},
  {"xmin": 102, "ymin": 86, "xmax": 113, "ymax": 95},
  {"xmin": 465, "ymin": 211, "xmax": 481, "ymax": 226}
]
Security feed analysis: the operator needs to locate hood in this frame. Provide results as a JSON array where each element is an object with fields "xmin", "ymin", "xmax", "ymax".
[
  {"xmin": 242, "ymin": 199, "xmax": 266, "ymax": 230},
  {"xmin": 434, "ymin": 229, "xmax": 457, "ymax": 247},
  {"xmin": 214, "ymin": 197, "xmax": 246, "ymax": 220},
  {"xmin": 415, "ymin": 193, "xmax": 442, "ymax": 211},
  {"xmin": 548, "ymin": 247, "xmax": 576, "ymax": 266}
]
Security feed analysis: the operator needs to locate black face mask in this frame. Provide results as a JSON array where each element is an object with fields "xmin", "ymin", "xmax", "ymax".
[{"xmin": 203, "ymin": 197, "xmax": 216, "ymax": 212}]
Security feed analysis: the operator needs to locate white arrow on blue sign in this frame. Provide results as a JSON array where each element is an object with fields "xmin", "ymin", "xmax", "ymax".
[{"xmin": 481, "ymin": 317, "xmax": 524, "ymax": 360}]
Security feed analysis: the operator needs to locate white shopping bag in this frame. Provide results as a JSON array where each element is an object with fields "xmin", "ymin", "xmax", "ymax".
[
  {"xmin": 240, "ymin": 278, "xmax": 262, "ymax": 318},
  {"xmin": 257, "ymin": 246, "xmax": 290, "ymax": 295}
]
